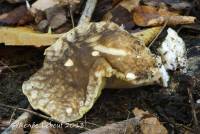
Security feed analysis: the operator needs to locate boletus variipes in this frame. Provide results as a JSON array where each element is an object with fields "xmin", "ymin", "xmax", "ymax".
[{"xmin": 22, "ymin": 22, "xmax": 169, "ymax": 123}]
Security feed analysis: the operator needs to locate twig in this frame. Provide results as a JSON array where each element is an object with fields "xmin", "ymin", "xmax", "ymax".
[
  {"xmin": 9, "ymin": 108, "xmax": 16, "ymax": 124},
  {"xmin": 0, "ymin": 103, "xmax": 89, "ymax": 130},
  {"xmin": 69, "ymin": 5, "xmax": 75, "ymax": 28},
  {"xmin": 148, "ymin": 19, "xmax": 168, "ymax": 48},
  {"xmin": 0, "ymin": 61, "xmax": 15, "ymax": 73},
  {"xmin": 78, "ymin": 0, "xmax": 98, "ymax": 25}
]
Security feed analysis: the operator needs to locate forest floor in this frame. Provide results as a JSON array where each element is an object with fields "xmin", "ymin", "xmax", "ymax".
[{"xmin": 0, "ymin": 0, "xmax": 200, "ymax": 133}]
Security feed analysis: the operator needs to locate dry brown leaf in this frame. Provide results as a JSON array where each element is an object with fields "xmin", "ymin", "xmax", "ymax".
[
  {"xmin": 0, "ymin": 5, "xmax": 34, "ymax": 26},
  {"xmin": 133, "ymin": 5, "xmax": 196, "ymax": 26},
  {"xmin": 103, "ymin": 0, "xmax": 140, "ymax": 30},
  {"xmin": 0, "ymin": 27, "xmax": 62, "ymax": 46},
  {"xmin": 45, "ymin": 6, "xmax": 67, "ymax": 30},
  {"xmin": 32, "ymin": 0, "xmax": 80, "ymax": 11},
  {"xmin": 103, "ymin": 0, "xmax": 140, "ymax": 29},
  {"xmin": 133, "ymin": 108, "xmax": 168, "ymax": 134}
]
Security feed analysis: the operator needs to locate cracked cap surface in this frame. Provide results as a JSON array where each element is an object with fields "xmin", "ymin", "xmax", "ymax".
[{"xmin": 22, "ymin": 22, "xmax": 166, "ymax": 123}]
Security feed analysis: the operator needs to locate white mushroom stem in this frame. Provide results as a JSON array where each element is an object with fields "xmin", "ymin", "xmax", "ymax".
[
  {"xmin": 2, "ymin": 112, "xmax": 32, "ymax": 134},
  {"xmin": 78, "ymin": 0, "xmax": 98, "ymax": 25}
]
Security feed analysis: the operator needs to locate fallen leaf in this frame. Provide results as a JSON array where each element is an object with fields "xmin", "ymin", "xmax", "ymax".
[
  {"xmin": 103, "ymin": 0, "xmax": 140, "ymax": 29},
  {"xmin": 133, "ymin": 108, "xmax": 168, "ymax": 134},
  {"xmin": 0, "ymin": 27, "xmax": 62, "ymax": 46},
  {"xmin": 32, "ymin": 0, "xmax": 80, "ymax": 11},
  {"xmin": 45, "ymin": 6, "xmax": 67, "ymax": 29},
  {"xmin": 0, "ymin": 5, "xmax": 34, "ymax": 26},
  {"xmin": 133, "ymin": 5, "xmax": 196, "ymax": 26}
]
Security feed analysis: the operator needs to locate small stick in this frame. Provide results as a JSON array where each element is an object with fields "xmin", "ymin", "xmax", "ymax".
[
  {"xmin": 69, "ymin": 5, "xmax": 75, "ymax": 28},
  {"xmin": 0, "ymin": 61, "xmax": 15, "ymax": 73},
  {"xmin": 9, "ymin": 108, "xmax": 16, "ymax": 124},
  {"xmin": 78, "ymin": 0, "xmax": 98, "ymax": 25},
  {"xmin": 148, "ymin": 19, "xmax": 168, "ymax": 48}
]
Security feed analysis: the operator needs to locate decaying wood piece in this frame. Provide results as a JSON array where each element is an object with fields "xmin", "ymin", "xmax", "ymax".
[
  {"xmin": 146, "ymin": 16, "xmax": 196, "ymax": 26},
  {"xmin": 133, "ymin": 5, "xmax": 196, "ymax": 27},
  {"xmin": 2, "ymin": 111, "xmax": 32, "ymax": 134},
  {"xmin": 80, "ymin": 118, "xmax": 140, "ymax": 134},
  {"xmin": 22, "ymin": 22, "xmax": 169, "ymax": 123},
  {"xmin": 78, "ymin": 0, "xmax": 98, "ymax": 25}
]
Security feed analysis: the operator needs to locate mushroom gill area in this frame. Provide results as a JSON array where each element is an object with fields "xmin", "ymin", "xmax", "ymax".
[{"xmin": 22, "ymin": 22, "xmax": 168, "ymax": 123}]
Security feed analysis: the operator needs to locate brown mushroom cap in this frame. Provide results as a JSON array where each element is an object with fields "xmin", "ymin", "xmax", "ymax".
[{"xmin": 22, "ymin": 22, "xmax": 168, "ymax": 123}]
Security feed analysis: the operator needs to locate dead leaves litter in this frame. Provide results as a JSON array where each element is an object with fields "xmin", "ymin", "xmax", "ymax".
[
  {"xmin": 133, "ymin": 108, "xmax": 168, "ymax": 134},
  {"xmin": 103, "ymin": 0, "xmax": 140, "ymax": 28},
  {"xmin": 31, "ymin": 0, "xmax": 80, "ymax": 11},
  {"xmin": 0, "ymin": 5, "xmax": 34, "ymax": 26}
]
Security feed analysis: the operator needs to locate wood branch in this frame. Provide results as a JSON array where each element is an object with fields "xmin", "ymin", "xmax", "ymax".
[
  {"xmin": 147, "ymin": 16, "xmax": 196, "ymax": 26},
  {"xmin": 80, "ymin": 118, "xmax": 140, "ymax": 134},
  {"xmin": 2, "ymin": 110, "xmax": 32, "ymax": 134},
  {"xmin": 78, "ymin": 0, "xmax": 98, "ymax": 25}
]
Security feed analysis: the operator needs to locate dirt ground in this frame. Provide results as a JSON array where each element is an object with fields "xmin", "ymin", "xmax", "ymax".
[{"xmin": 0, "ymin": 0, "xmax": 200, "ymax": 133}]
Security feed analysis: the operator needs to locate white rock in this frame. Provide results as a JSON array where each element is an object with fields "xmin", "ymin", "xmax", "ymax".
[{"xmin": 157, "ymin": 28, "xmax": 187, "ymax": 73}]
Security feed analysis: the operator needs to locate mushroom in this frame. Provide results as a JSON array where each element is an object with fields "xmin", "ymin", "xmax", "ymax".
[{"xmin": 22, "ymin": 22, "xmax": 169, "ymax": 123}]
